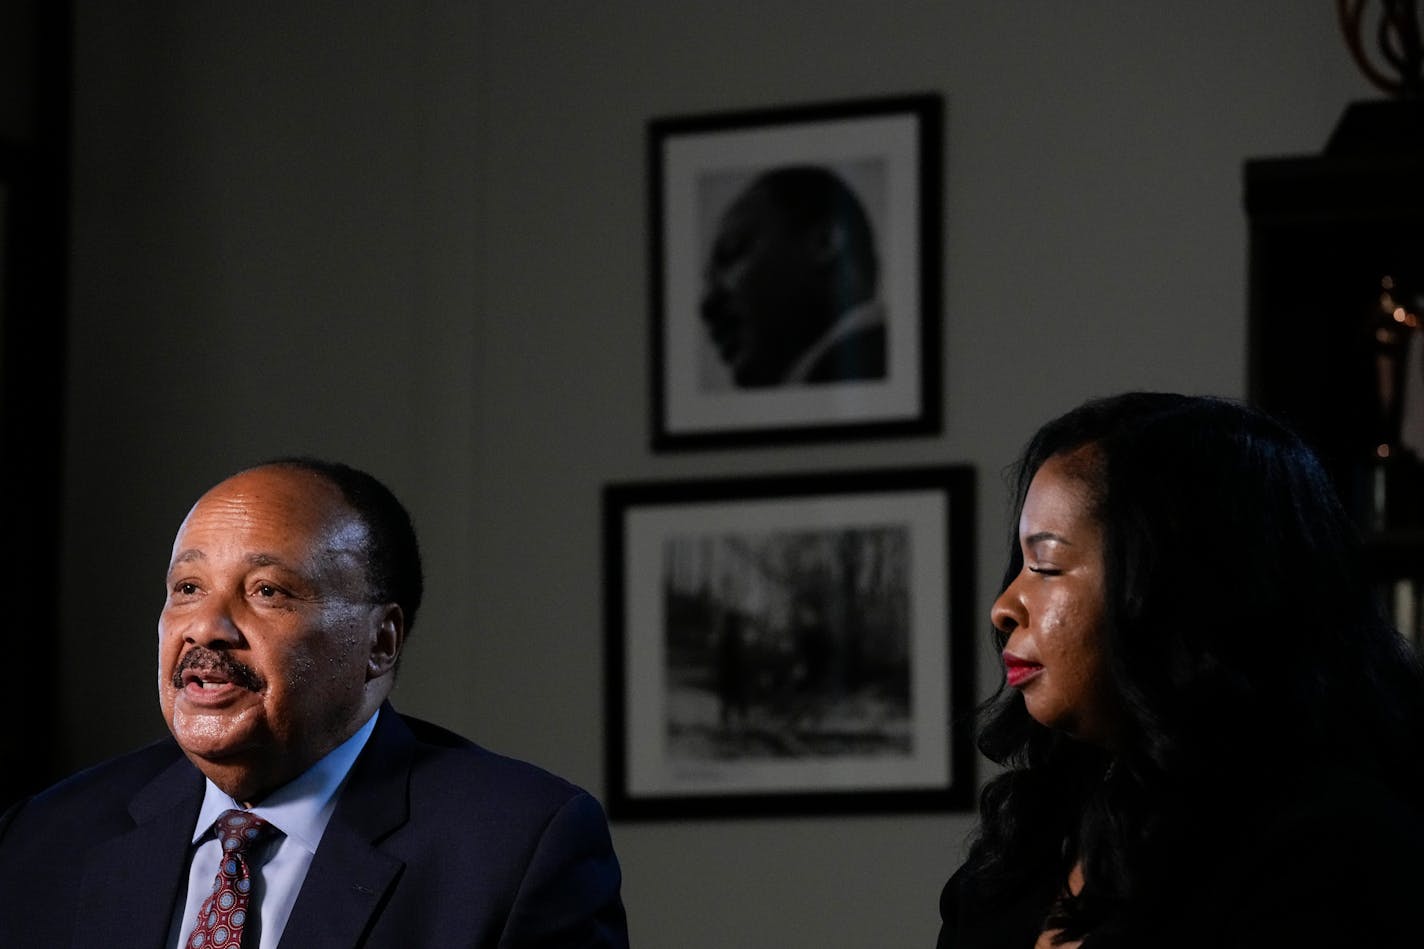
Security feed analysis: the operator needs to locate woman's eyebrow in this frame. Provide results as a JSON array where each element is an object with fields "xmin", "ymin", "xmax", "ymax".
[{"xmin": 1024, "ymin": 531, "xmax": 1072, "ymax": 547}]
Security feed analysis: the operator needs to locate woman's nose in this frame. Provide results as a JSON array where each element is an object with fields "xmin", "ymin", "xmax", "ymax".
[{"xmin": 990, "ymin": 578, "xmax": 1025, "ymax": 635}]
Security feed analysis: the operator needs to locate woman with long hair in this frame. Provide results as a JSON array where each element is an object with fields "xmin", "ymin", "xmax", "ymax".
[{"xmin": 938, "ymin": 392, "xmax": 1424, "ymax": 947}]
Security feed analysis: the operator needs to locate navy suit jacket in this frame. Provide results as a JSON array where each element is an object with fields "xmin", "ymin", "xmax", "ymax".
[{"xmin": 0, "ymin": 706, "xmax": 629, "ymax": 948}]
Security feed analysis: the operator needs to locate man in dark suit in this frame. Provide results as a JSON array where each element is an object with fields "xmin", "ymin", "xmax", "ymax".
[
  {"xmin": 700, "ymin": 164, "xmax": 885, "ymax": 388},
  {"xmin": 0, "ymin": 459, "xmax": 628, "ymax": 948}
]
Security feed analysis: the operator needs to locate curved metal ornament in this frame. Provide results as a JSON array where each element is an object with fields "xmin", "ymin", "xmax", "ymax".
[{"xmin": 1338, "ymin": 0, "xmax": 1424, "ymax": 98}]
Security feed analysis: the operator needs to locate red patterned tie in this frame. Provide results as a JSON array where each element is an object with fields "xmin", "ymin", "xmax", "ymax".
[{"xmin": 184, "ymin": 809, "xmax": 275, "ymax": 949}]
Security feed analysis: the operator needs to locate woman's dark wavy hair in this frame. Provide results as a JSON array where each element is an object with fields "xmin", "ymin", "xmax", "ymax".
[{"xmin": 960, "ymin": 392, "xmax": 1424, "ymax": 943}]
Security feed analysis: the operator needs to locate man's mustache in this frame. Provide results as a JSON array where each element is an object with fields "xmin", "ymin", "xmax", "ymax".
[{"xmin": 172, "ymin": 647, "xmax": 264, "ymax": 691}]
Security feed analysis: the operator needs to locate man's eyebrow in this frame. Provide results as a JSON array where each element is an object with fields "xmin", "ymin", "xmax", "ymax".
[
  {"xmin": 167, "ymin": 551, "xmax": 296, "ymax": 574},
  {"xmin": 168, "ymin": 549, "xmax": 205, "ymax": 573}
]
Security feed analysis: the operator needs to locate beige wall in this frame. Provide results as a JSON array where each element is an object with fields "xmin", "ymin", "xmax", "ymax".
[{"xmin": 64, "ymin": 3, "xmax": 1366, "ymax": 946}]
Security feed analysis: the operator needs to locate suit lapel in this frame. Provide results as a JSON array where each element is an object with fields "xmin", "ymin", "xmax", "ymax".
[
  {"xmin": 71, "ymin": 756, "xmax": 204, "ymax": 949},
  {"xmin": 276, "ymin": 706, "xmax": 413, "ymax": 949}
]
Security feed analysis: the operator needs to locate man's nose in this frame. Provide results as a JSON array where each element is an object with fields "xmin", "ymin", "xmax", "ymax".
[
  {"xmin": 700, "ymin": 285, "xmax": 727, "ymax": 323},
  {"xmin": 181, "ymin": 594, "xmax": 245, "ymax": 646}
]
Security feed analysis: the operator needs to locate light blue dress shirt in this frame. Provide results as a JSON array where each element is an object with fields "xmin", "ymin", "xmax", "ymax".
[{"xmin": 168, "ymin": 709, "xmax": 380, "ymax": 949}]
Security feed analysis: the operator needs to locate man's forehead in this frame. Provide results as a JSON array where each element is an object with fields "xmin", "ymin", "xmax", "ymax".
[
  {"xmin": 198, "ymin": 465, "xmax": 344, "ymax": 514},
  {"xmin": 727, "ymin": 184, "xmax": 776, "ymax": 222},
  {"xmin": 172, "ymin": 466, "xmax": 368, "ymax": 558}
]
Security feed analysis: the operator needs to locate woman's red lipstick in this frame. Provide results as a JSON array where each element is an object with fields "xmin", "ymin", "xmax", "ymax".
[{"xmin": 1002, "ymin": 651, "xmax": 1044, "ymax": 688}]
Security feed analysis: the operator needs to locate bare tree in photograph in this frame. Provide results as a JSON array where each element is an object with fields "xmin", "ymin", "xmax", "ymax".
[{"xmin": 662, "ymin": 525, "xmax": 912, "ymax": 762}]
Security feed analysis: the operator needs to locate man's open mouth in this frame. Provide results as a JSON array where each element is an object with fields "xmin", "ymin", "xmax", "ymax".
[
  {"xmin": 173, "ymin": 649, "xmax": 263, "ymax": 692},
  {"xmin": 182, "ymin": 669, "xmax": 232, "ymax": 690}
]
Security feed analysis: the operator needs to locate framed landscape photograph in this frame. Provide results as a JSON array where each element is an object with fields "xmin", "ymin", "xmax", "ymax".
[
  {"xmin": 602, "ymin": 467, "xmax": 974, "ymax": 819},
  {"xmin": 649, "ymin": 94, "xmax": 943, "ymax": 450}
]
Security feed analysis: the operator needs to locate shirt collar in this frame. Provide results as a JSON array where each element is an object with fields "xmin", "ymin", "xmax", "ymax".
[
  {"xmin": 783, "ymin": 298, "xmax": 886, "ymax": 384},
  {"xmin": 190, "ymin": 708, "xmax": 381, "ymax": 855}
]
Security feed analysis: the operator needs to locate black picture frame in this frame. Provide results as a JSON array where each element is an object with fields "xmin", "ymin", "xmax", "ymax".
[
  {"xmin": 603, "ymin": 466, "xmax": 974, "ymax": 820},
  {"xmin": 649, "ymin": 94, "xmax": 943, "ymax": 450}
]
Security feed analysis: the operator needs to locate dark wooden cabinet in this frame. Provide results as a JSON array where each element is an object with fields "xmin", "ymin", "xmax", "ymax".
[{"xmin": 1245, "ymin": 101, "xmax": 1424, "ymax": 644}]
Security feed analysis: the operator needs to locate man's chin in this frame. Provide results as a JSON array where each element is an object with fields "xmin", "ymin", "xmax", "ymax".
[{"xmin": 169, "ymin": 703, "xmax": 263, "ymax": 762}]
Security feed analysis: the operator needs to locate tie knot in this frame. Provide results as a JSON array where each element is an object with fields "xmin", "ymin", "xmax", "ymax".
[{"xmin": 213, "ymin": 809, "xmax": 273, "ymax": 856}]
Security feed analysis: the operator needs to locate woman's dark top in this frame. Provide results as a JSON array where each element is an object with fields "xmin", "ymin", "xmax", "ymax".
[{"xmin": 937, "ymin": 768, "xmax": 1424, "ymax": 948}]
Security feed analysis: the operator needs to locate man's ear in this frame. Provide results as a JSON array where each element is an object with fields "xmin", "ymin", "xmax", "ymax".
[
  {"xmin": 366, "ymin": 603, "xmax": 406, "ymax": 680},
  {"xmin": 809, "ymin": 219, "xmax": 848, "ymax": 267}
]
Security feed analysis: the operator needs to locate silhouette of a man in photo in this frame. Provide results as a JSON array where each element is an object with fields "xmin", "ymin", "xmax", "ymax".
[{"xmin": 701, "ymin": 165, "xmax": 885, "ymax": 388}]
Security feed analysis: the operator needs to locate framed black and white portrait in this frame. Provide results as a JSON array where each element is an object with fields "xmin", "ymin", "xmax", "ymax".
[
  {"xmin": 602, "ymin": 467, "xmax": 974, "ymax": 819},
  {"xmin": 649, "ymin": 94, "xmax": 943, "ymax": 450}
]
